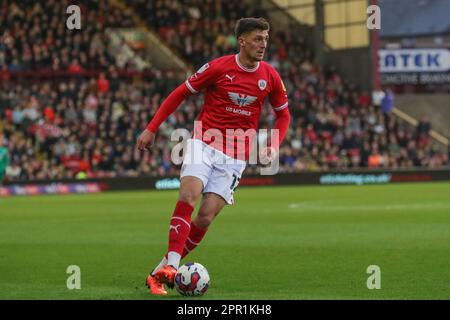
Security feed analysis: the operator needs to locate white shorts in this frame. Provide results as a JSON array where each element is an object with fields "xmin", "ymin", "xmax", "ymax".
[{"xmin": 180, "ymin": 139, "xmax": 246, "ymax": 205}]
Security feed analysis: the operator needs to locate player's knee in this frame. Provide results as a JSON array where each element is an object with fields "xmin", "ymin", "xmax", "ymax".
[
  {"xmin": 195, "ymin": 211, "xmax": 214, "ymax": 229},
  {"xmin": 179, "ymin": 191, "xmax": 199, "ymax": 208},
  {"xmin": 195, "ymin": 216, "xmax": 212, "ymax": 229}
]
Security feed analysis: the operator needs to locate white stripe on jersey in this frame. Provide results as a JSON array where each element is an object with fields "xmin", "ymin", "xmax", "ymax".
[
  {"xmin": 185, "ymin": 80, "xmax": 198, "ymax": 94},
  {"xmin": 273, "ymin": 102, "xmax": 288, "ymax": 111}
]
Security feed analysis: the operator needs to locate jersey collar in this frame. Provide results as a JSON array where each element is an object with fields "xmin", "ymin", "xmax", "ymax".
[{"xmin": 235, "ymin": 54, "xmax": 260, "ymax": 72}]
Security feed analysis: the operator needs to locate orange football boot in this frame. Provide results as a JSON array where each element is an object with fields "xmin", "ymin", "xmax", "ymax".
[
  {"xmin": 146, "ymin": 274, "xmax": 167, "ymax": 295},
  {"xmin": 154, "ymin": 265, "xmax": 177, "ymax": 288}
]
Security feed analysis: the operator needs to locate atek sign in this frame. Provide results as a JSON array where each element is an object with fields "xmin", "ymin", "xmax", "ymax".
[{"xmin": 379, "ymin": 49, "xmax": 450, "ymax": 73}]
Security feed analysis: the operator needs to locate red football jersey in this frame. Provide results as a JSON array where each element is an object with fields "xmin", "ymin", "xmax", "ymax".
[{"xmin": 185, "ymin": 54, "xmax": 288, "ymax": 160}]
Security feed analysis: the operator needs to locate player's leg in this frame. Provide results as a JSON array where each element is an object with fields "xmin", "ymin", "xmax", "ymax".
[
  {"xmin": 166, "ymin": 176, "xmax": 203, "ymax": 267},
  {"xmin": 155, "ymin": 176, "xmax": 203, "ymax": 267},
  {"xmin": 181, "ymin": 192, "xmax": 226, "ymax": 259},
  {"xmin": 181, "ymin": 158, "xmax": 246, "ymax": 260},
  {"xmin": 147, "ymin": 176, "xmax": 204, "ymax": 294},
  {"xmin": 150, "ymin": 176, "xmax": 203, "ymax": 269},
  {"xmin": 150, "ymin": 139, "xmax": 214, "ymax": 290}
]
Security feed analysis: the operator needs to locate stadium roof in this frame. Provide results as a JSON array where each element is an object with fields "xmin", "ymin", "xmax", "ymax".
[{"xmin": 380, "ymin": 0, "xmax": 450, "ymax": 38}]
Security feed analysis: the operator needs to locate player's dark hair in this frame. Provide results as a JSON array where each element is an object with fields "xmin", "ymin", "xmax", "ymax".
[{"xmin": 235, "ymin": 17, "xmax": 270, "ymax": 39}]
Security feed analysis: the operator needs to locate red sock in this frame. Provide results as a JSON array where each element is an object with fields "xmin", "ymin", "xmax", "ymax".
[
  {"xmin": 181, "ymin": 221, "xmax": 208, "ymax": 259},
  {"xmin": 167, "ymin": 201, "xmax": 194, "ymax": 256}
]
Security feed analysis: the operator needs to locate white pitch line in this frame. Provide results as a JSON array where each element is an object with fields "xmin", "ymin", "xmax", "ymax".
[{"xmin": 288, "ymin": 203, "xmax": 450, "ymax": 211}]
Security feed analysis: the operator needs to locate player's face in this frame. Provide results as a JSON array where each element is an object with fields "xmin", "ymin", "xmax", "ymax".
[{"xmin": 241, "ymin": 29, "xmax": 269, "ymax": 61}]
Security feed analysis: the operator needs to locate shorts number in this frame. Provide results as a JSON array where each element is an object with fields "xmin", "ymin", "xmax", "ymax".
[{"xmin": 230, "ymin": 174, "xmax": 241, "ymax": 190}]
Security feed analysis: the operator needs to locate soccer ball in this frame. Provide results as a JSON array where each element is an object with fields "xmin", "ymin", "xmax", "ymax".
[{"xmin": 174, "ymin": 262, "xmax": 210, "ymax": 296}]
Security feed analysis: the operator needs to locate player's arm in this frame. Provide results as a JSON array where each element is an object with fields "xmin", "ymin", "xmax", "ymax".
[
  {"xmin": 136, "ymin": 84, "xmax": 192, "ymax": 151},
  {"xmin": 267, "ymin": 71, "xmax": 290, "ymax": 152},
  {"xmin": 137, "ymin": 61, "xmax": 219, "ymax": 151},
  {"xmin": 270, "ymin": 105, "xmax": 290, "ymax": 150}
]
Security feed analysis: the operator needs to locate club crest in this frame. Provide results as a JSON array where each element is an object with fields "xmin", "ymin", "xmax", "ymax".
[{"xmin": 258, "ymin": 79, "xmax": 267, "ymax": 90}]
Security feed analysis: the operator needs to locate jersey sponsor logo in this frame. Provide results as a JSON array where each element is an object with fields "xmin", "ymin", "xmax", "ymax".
[
  {"xmin": 225, "ymin": 74, "xmax": 235, "ymax": 82},
  {"xmin": 228, "ymin": 92, "xmax": 257, "ymax": 107},
  {"xmin": 281, "ymin": 79, "xmax": 287, "ymax": 92},
  {"xmin": 197, "ymin": 63, "xmax": 209, "ymax": 74},
  {"xmin": 225, "ymin": 106, "xmax": 252, "ymax": 116},
  {"xmin": 258, "ymin": 79, "xmax": 267, "ymax": 90},
  {"xmin": 189, "ymin": 63, "xmax": 210, "ymax": 81},
  {"xmin": 169, "ymin": 224, "xmax": 181, "ymax": 234}
]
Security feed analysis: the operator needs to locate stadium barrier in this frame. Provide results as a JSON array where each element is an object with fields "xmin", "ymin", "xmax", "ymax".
[{"xmin": 1, "ymin": 168, "xmax": 450, "ymax": 196}]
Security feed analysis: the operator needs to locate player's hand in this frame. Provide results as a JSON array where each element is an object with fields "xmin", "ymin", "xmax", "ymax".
[
  {"xmin": 136, "ymin": 129, "xmax": 156, "ymax": 151},
  {"xmin": 259, "ymin": 146, "xmax": 277, "ymax": 164}
]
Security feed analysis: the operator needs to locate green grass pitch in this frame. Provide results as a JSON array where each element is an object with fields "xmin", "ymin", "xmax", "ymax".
[{"xmin": 1, "ymin": 182, "xmax": 449, "ymax": 299}]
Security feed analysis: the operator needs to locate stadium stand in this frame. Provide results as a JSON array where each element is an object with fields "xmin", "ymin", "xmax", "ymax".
[{"xmin": 0, "ymin": 0, "xmax": 448, "ymax": 182}]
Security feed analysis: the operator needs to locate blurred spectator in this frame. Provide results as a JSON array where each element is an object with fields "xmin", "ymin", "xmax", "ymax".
[
  {"xmin": 381, "ymin": 89, "xmax": 394, "ymax": 112},
  {"xmin": 0, "ymin": 134, "xmax": 9, "ymax": 183},
  {"xmin": 417, "ymin": 115, "xmax": 431, "ymax": 136},
  {"xmin": 97, "ymin": 73, "xmax": 110, "ymax": 93}
]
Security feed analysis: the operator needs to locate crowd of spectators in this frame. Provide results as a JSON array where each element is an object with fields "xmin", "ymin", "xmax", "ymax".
[
  {"xmin": 114, "ymin": 0, "xmax": 450, "ymax": 173},
  {"xmin": 0, "ymin": 0, "xmax": 448, "ymax": 182},
  {"xmin": 0, "ymin": 0, "xmax": 134, "ymax": 74},
  {"xmin": 131, "ymin": 0, "xmax": 267, "ymax": 68},
  {"xmin": 0, "ymin": 71, "xmax": 191, "ymax": 181}
]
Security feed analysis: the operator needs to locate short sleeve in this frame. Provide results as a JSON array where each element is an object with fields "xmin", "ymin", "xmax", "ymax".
[
  {"xmin": 184, "ymin": 60, "xmax": 219, "ymax": 94},
  {"xmin": 269, "ymin": 70, "xmax": 288, "ymax": 112}
]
